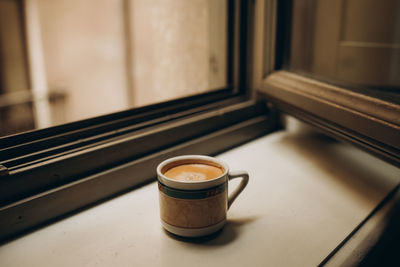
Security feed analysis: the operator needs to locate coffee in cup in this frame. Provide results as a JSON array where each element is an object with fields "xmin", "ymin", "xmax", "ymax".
[{"xmin": 163, "ymin": 163, "xmax": 224, "ymax": 181}]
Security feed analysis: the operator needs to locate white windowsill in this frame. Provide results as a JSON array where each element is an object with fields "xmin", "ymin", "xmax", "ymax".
[{"xmin": 0, "ymin": 119, "xmax": 399, "ymax": 266}]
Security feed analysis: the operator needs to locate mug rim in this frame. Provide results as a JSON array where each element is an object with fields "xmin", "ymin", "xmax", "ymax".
[{"xmin": 156, "ymin": 155, "xmax": 229, "ymax": 190}]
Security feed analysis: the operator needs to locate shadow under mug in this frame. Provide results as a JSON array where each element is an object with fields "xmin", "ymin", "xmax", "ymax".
[{"xmin": 157, "ymin": 155, "xmax": 249, "ymax": 237}]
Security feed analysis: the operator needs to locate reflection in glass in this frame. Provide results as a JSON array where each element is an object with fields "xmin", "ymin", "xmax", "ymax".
[
  {"xmin": 289, "ymin": 0, "xmax": 400, "ymax": 103},
  {"xmin": 0, "ymin": 0, "xmax": 228, "ymax": 136}
]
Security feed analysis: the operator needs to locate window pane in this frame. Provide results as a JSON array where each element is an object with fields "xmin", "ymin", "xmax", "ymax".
[
  {"xmin": 0, "ymin": 0, "xmax": 228, "ymax": 136},
  {"xmin": 0, "ymin": 0, "xmax": 35, "ymax": 136},
  {"xmin": 288, "ymin": 0, "xmax": 400, "ymax": 104}
]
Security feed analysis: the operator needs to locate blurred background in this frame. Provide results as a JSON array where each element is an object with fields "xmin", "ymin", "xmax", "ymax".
[{"xmin": 0, "ymin": 0, "xmax": 227, "ymax": 136}]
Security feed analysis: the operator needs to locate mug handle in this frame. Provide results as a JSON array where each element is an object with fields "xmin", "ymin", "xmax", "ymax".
[{"xmin": 227, "ymin": 170, "xmax": 249, "ymax": 209}]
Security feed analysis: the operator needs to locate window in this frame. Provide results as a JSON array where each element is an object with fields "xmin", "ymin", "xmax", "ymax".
[
  {"xmin": 258, "ymin": 0, "xmax": 400, "ymax": 167},
  {"xmin": 0, "ymin": 0, "xmax": 230, "ymax": 135},
  {"xmin": 1, "ymin": 0, "xmax": 399, "ymax": 243},
  {"xmin": 289, "ymin": 0, "xmax": 400, "ymax": 103},
  {"xmin": 0, "ymin": 0, "xmax": 280, "ymax": 241}
]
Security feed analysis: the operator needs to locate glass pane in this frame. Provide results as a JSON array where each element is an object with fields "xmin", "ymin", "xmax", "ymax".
[
  {"xmin": 0, "ymin": 0, "xmax": 35, "ymax": 135},
  {"xmin": 288, "ymin": 0, "xmax": 400, "ymax": 104},
  {"xmin": 0, "ymin": 0, "xmax": 228, "ymax": 136}
]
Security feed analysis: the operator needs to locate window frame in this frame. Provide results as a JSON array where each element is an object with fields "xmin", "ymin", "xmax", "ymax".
[
  {"xmin": 255, "ymin": 0, "xmax": 400, "ymax": 167},
  {"xmin": 0, "ymin": 0, "xmax": 281, "ymax": 241}
]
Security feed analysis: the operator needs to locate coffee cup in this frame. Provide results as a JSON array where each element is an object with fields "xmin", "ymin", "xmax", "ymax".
[{"xmin": 157, "ymin": 155, "xmax": 249, "ymax": 237}]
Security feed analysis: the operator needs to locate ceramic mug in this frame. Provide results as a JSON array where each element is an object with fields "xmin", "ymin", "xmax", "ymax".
[{"xmin": 157, "ymin": 155, "xmax": 249, "ymax": 237}]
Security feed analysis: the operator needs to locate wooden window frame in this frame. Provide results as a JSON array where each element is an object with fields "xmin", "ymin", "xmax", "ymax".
[{"xmin": 253, "ymin": 0, "xmax": 400, "ymax": 167}]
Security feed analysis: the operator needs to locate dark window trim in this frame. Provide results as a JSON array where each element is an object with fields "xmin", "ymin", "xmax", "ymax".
[
  {"xmin": 1, "ymin": 88, "xmax": 238, "ymax": 159},
  {"xmin": 0, "ymin": 100, "xmax": 268, "ymax": 206},
  {"xmin": 258, "ymin": 71, "xmax": 400, "ymax": 167},
  {"xmin": 274, "ymin": 0, "xmax": 291, "ymax": 70},
  {"xmin": 0, "ymin": 100, "xmax": 280, "ymax": 241}
]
